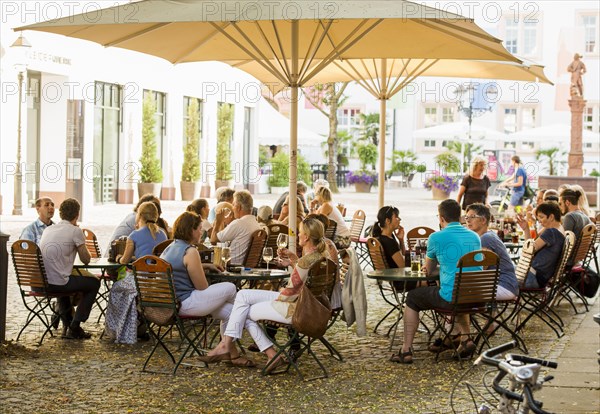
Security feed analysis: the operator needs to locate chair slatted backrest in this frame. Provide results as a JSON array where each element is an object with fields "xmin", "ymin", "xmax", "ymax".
[
  {"xmin": 265, "ymin": 223, "xmax": 289, "ymax": 252},
  {"xmin": 570, "ymin": 223, "xmax": 596, "ymax": 264},
  {"xmin": 152, "ymin": 239, "xmax": 174, "ymax": 256},
  {"xmin": 82, "ymin": 228, "xmax": 101, "ymax": 258},
  {"xmin": 366, "ymin": 237, "xmax": 389, "ymax": 271},
  {"xmin": 243, "ymin": 229, "xmax": 268, "ymax": 268},
  {"xmin": 306, "ymin": 258, "xmax": 338, "ymax": 300},
  {"xmin": 132, "ymin": 256, "xmax": 176, "ymax": 313},
  {"xmin": 406, "ymin": 226, "xmax": 435, "ymax": 251},
  {"xmin": 325, "ymin": 220, "xmax": 337, "ymax": 241},
  {"xmin": 515, "ymin": 239, "xmax": 535, "ymax": 286},
  {"xmin": 452, "ymin": 250, "xmax": 500, "ymax": 306},
  {"xmin": 547, "ymin": 231, "xmax": 575, "ymax": 289},
  {"xmin": 11, "ymin": 240, "xmax": 48, "ymax": 290},
  {"xmin": 349, "ymin": 210, "xmax": 366, "ymax": 242}
]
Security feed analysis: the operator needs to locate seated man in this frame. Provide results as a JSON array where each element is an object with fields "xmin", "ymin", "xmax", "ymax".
[
  {"xmin": 20, "ymin": 197, "xmax": 55, "ymax": 244},
  {"xmin": 465, "ymin": 203, "xmax": 519, "ymax": 300},
  {"xmin": 392, "ymin": 199, "xmax": 481, "ymax": 364},
  {"xmin": 207, "ymin": 187, "xmax": 235, "ymax": 224},
  {"xmin": 39, "ymin": 198, "xmax": 101, "ymax": 339},
  {"xmin": 211, "ymin": 190, "xmax": 261, "ymax": 266},
  {"xmin": 272, "ymin": 181, "xmax": 309, "ymax": 217}
]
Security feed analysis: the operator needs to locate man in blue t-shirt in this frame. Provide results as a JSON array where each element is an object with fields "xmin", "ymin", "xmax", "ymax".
[
  {"xmin": 391, "ymin": 200, "xmax": 481, "ymax": 364},
  {"xmin": 499, "ymin": 155, "xmax": 527, "ymax": 210}
]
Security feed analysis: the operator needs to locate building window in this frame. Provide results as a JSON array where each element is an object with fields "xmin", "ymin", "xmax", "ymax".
[
  {"xmin": 504, "ymin": 141, "xmax": 516, "ymax": 149},
  {"xmin": 502, "ymin": 17, "xmax": 540, "ymax": 57},
  {"xmin": 522, "ymin": 141, "xmax": 535, "ymax": 150},
  {"xmin": 582, "ymin": 15, "xmax": 598, "ymax": 54},
  {"xmin": 442, "ymin": 107, "xmax": 455, "ymax": 123},
  {"xmin": 424, "ymin": 107, "xmax": 437, "ymax": 127},
  {"xmin": 584, "ymin": 142, "xmax": 593, "ymax": 149},
  {"xmin": 424, "ymin": 140, "xmax": 436, "ymax": 148},
  {"xmin": 584, "ymin": 107, "xmax": 594, "ymax": 131},
  {"xmin": 522, "ymin": 108, "xmax": 536, "ymax": 130},
  {"xmin": 144, "ymin": 89, "xmax": 167, "ymax": 166},
  {"xmin": 503, "ymin": 108, "xmax": 517, "ymax": 133},
  {"xmin": 337, "ymin": 108, "xmax": 361, "ymax": 126}
]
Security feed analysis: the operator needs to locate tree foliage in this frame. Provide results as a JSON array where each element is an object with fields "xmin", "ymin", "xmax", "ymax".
[
  {"xmin": 435, "ymin": 152, "xmax": 461, "ymax": 174},
  {"xmin": 268, "ymin": 152, "xmax": 312, "ymax": 187},
  {"xmin": 139, "ymin": 94, "xmax": 163, "ymax": 183},
  {"xmin": 181, "ymin": 98, "xmax": 201, "ymax": 182},
  {"xmin": 535, "ymin": 147, "xmax": 565, "ymax": 176},
  {"xmin": 446, "ymin": 140, "xmax": 482, "ymax": 172},
  {"xmin": 216, "ymin": 103, "xmax": 234, "ymax": 181}
]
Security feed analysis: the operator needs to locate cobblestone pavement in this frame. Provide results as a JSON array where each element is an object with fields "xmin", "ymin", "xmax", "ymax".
[{"xmin": 1, "ymin": 187, "xmax": 598, "ymax": 413}]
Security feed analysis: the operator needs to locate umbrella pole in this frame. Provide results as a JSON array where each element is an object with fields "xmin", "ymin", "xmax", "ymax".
[
  {"xmin": 378, "ymin": 59, "xmax": 387, "ymax": 209},
  {"xmin": 288, "ymin": 20, "xmax": 299, "ymax": 252}
]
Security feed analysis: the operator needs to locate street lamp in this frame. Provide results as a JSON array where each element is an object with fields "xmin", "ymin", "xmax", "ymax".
[
  {"xmin": 454, "ymin": 82, "xmax": 498, "ymax": 174},
  {"xmin": 11, "ymin": 33, "xmax": 31, "ymax": 215}
]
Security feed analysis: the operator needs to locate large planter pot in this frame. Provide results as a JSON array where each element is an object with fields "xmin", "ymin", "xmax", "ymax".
[
  {"xmin": 137, "ymin": 182, "xmax": 161, "ymax": 198},
  {"xmin": 180, "ymin": 181, "xmax": 200, "ymax": 201},
  {"xmin": 215, "ymin": 179, "xmax": 231, "ymax": 190},
  {"xmin": 354, "ymin": 182, "xmax": 372, "ymax": 193},
  {"xmin": 431, "ymin": 187, "xmax": 451, "ymax": 200}
]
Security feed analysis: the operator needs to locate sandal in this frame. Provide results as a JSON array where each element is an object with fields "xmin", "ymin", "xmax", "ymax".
[
  {"xmin": 455, "ymin": 340, "xmax": 476, "ymax": 359},
  {"xmin": 226, "ymin": 356, "xmax": 256, "ymax": 368},
  {"xmin": 198, "ymin": 352, "xmax": 231, "ymax": 363},
  {"xmin": 390, "ymin": 349, "xmax": 413, "ymax": 364},
  {"xmin": 427, "ymin": 334, "xmax": 460, "ymax": 353},
  {"xmin": 264, "ymin": 355, "xmax": 287, "ymax": 374}
]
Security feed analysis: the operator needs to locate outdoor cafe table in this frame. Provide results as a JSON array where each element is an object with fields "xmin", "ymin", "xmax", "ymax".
[
  {"xmin": 504, "ymin": 241, "xmax": 524, "ymax": 263},
  {"xmin": 73, "ymin": 257, "xmax": 124, "ymax": 322},
  {"xmin": 205, "ymin": 268, "xmax": 290, "ymax": 291},
  {"xmin": 366, "ymin": 268, "xmax": 439, "ymax": 350}
]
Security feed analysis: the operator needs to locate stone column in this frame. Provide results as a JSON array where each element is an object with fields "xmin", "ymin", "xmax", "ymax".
[{"xmin": 568, "ymin": 97, "xmax": 586, "ymax": 177}]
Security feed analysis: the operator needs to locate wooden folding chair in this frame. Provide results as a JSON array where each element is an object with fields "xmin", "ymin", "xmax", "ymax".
[
  {"xmin": 242, "ymin": 228, "xmax": 268, "ymax": 268},
  {"xmin": 406, "ymin": 226, "xmax": 435, "ymax": 251},
  {"xmin": 432, "ymin": 250, "xmax": 500, "ymax": 362},
  {"xmin": 324, "ymin": 220, "xmax": 337, "ymax": 241},
  {"xmin": 554, "ymin": 224, "xmax": 596, "ymax": 313},
  {"xmin": 152, "ymin": 239, "xmax": 174, "ymax": 256},
  {"xmin": 258, "ymin": 258, "xmax": 337, "ymax": 381},
  {"xmin": 513, "ymin": 232, "xmax": 575, "ymax": 339},
  {"xmin": 82, "ymin": 228, "xmax": 101, "ymax": 258},
  {"xmin": 349, "ymin": 210, "xmax": 370, "ymax": 267},
  {"xmin": 260, "ymin": 224, "xmax": 288, "ymax": 267},
  {"xmin": 11, "ymin": 240, "xmax": 80, "ymax": 346},
  {"xmin": 132, "ymin": 255, "xmax": 208, "ymax": 375},
  {"xmin": 82, "ymin": 228, "xmax": 113, "ymax": 323},
  {"xmin": 366, "ymin": 237, "xmax": 400, "ymax": 335}
]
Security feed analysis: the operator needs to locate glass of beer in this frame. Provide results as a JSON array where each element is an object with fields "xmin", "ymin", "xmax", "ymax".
[{"xmin": 410, "ymin": 252, "xmax": 421, "ymax": 274}]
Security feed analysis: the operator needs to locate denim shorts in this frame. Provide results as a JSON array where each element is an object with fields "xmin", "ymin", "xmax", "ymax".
[{"xmin": 510, "ymin": 189, "xmax": 525, "ymax": 207}]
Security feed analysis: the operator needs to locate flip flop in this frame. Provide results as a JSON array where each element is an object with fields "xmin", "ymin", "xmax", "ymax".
[
  {"xmin": 226, "ymin": 356, "xmax": 256, "ymax": 368},
  {"xmin": 198, "ymin": 352, "xmax": 231, "ymax": 363}
]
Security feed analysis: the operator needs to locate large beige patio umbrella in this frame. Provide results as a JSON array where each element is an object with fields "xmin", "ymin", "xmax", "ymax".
[
  {"xmin": 18, "ymin": 0, "xmax": 521, "ymax": 248},
  {"xmin": 233, "ymin": 57, "xmax": 553, "ymax": 206}
]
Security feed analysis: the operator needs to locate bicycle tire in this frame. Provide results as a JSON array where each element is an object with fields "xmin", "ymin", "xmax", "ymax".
[{"xmin": 450, "ymin": 366, "xmax": 499, "ymax": 413}]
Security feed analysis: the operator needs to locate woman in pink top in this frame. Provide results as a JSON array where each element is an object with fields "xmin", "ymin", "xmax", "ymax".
[{"xmin": 200, "ymin": 217, "xmax": 329, "ymax": 371}]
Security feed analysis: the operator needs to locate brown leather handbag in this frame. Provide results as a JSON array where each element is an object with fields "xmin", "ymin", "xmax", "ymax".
[{"xmin": 292, "ymin": 285, "xmax": 332, "ymax": 338}]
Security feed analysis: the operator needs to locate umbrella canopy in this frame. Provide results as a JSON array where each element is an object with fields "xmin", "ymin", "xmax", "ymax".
[
  {"xmin": 413, "ymin": 122, "xmax": 506, "ymax": 141},
  {"xmin": 257, "ymin": 100, "xmax": 324, "ymax": 147},
  {"xmin": 18, "ymin": 0, "xmax": 521, "ymax": 247},
  {"xmin": 509, "ymin": 123, "xmax": 600, "ymax": 143}
]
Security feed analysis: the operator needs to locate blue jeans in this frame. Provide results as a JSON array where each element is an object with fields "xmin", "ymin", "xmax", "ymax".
[{"xmin": 510, "ymin": 188, "xmax": 525, "ymax": 207}]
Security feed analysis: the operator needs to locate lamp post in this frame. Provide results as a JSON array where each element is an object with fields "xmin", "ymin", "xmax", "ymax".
[
  {"xmin": 454, "ymin": 82, "xmax": 497, "ymax": 174},
  {"xmin": 11, "ymin": 34, "xmax": 31, "ymax": 215}
]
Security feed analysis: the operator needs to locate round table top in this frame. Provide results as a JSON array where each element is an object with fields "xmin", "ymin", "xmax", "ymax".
[
  {"xmin": 73, "ymin": 257, "xmax": 123, "ymax": 269},
  {"xmin": 366, "ymin": 267, "xmax": 439, "ymax": 282},
  {"xmin": 206, "ymin": 268, "xmax": 290, "ymax": 282}
]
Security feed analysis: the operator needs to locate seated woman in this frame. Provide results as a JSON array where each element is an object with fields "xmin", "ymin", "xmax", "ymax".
[
  {"xmin": 187, "ymin": 198, "xmax": 212, "ymax": 240},
  {"xmin": 516, "ymin": 202, "xmax": 565, "ymax": 288},
  {"xmin": 200, "ymin": 217, "xmax": 330, "ymax": 371},
  {"xmin": 105, "ymin": 201, "xmax": 168, "ymax": 344},
  {"xmin": 313, "ymin": 186, "xmax": 351, "ymax": 248},
  {"xmin": 372, "ymin": 205, "xmax": 407, "ymax": 268},
  {"xmin": 160, "ymin": 212, "xmax": 237, "ymax": 342},
  {"xmin": 279, "ymin": 196, "xmax": 306, "ymax": 228}
]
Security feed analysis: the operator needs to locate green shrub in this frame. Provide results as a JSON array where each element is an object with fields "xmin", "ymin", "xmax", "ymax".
[
  {"xmin": 139, "ymin": 94, "xmax": 163, "ymax": 183},
  {"xmin": 216, "ymin": 103, "xmax": 234, "ymax": 181},
  {"xmin": 268, "ymin": 152, "xmax": 312, "ymax": 187},
  {"xmin": 181, "ymin": 98, "xmax": 201, "ymax": 182}
]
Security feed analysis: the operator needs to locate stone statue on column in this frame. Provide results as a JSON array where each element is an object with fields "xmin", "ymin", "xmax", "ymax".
[
  {"xmin": 567, "ymin": 53, "xmax": 586, "ymax": 98},
  {"xmin": 567, "ymin": 53, "xmax": 586, "ymax": 177}
]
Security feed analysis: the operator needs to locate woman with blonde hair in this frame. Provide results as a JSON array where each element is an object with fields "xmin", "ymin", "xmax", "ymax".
[
  {"xmin": 456, "ymin": 156, "xmax": 491, "ymax": 211},
  {"xmin": 106, "ymin": 201, "xmax": 168, "ymax": 344},
  {"xmin": 279, "ymin": 195, "xmax": 306, "ymax": 227},
  {"xmin": 313, "ymin": 186, "xmax": 351, "ymax": 248},
  {"xmin": 569, "ymin": 184, "xmax": 594, "ymax": 216},
  {"xmin": 200, "ymin": 217, "xmax": 330, "ymax": 371}
]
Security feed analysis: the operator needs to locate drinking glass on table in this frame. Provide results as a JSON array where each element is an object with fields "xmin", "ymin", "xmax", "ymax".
[
  {"xmin": 221, "ymin": 246, "xmax": 231, "ymax": 270},
  {"xmin": 263, "ymin": 247, "xmax": 273, "ymax": 270}
]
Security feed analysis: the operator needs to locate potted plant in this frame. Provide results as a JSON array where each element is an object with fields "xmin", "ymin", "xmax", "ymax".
[
  {"xmin": 216, "ymin": 103, "xmax": 233, "ymax": 189},
  {"xmin": 424, "ymin": 171, "xmax": 460, "ymax": 200},
  {"xmin": 138, "ymin": 94, "xmax": 163, "ymax": 197},
  {"xmin": 347, "ymin": 143, "xmax": 378, "ymax": 192},
  {"xmin": 268, "ymin": 152, "xmax": 312, "ymax": 194},
  {"xmin": 388, "ymin": 150, "xmax": 427, "ymax": 187},
  {"xmin": 181, "ymin": 98, "xmax": 201, "ymax": 200}
]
